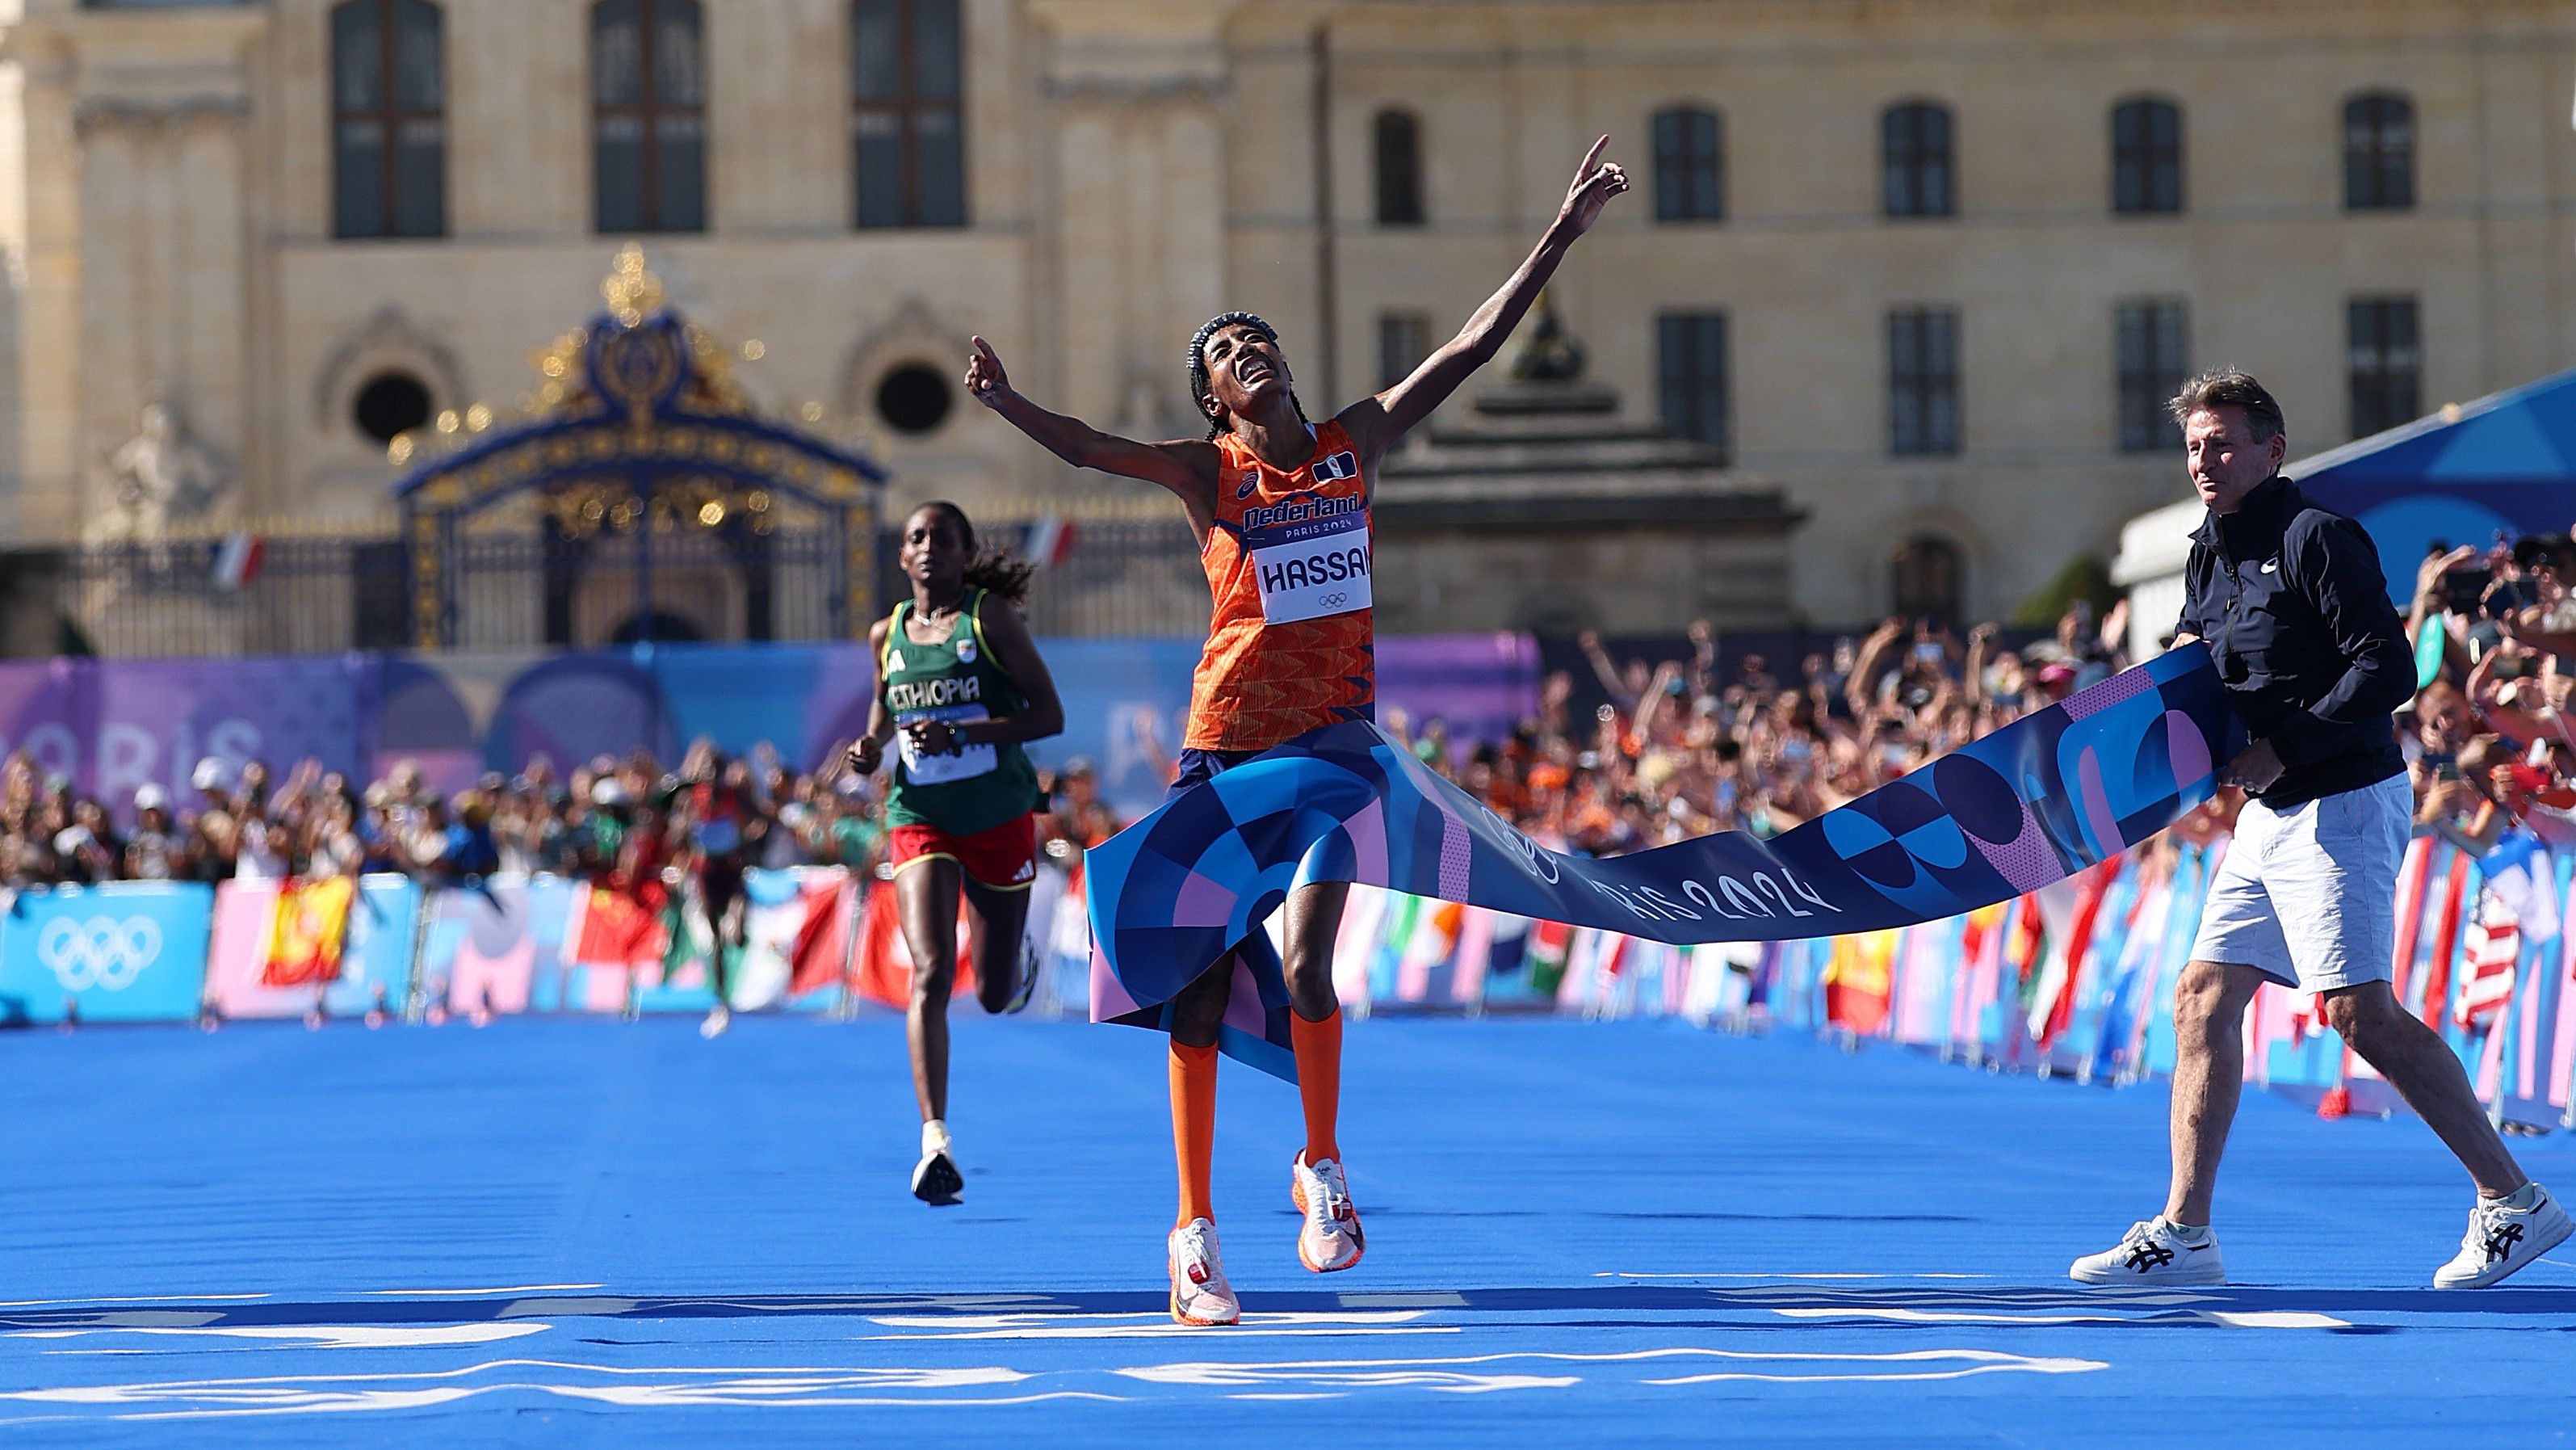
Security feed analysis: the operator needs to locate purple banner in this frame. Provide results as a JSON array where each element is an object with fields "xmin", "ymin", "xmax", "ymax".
[{"xmin": 0, "ymin": 636, "xmax": 1538, "ymax": 824}]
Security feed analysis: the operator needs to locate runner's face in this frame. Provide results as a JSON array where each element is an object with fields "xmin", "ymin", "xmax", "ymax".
[
  {"xmin": 1202, "ymin": 324, "xmax": 1289, "ymax": 422},
  {"xmin": 900, "ymin": 508, "xmax": 969, "ymax": 593}
]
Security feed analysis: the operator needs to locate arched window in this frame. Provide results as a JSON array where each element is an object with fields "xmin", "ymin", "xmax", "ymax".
[
  {"xmin": 593, "ymin": 0, "xmax": 706, "ymax": 234},
  {"xmin": 331, "ymin": 0, "xmax": 445, "ymax": 239},
  {"xmin": 1651, "ymin": 105, "xmax": 1723, "ymax": 223},
  {"xmin": 2344, "ymin": 91, "xmax": 2415, "ymax": 212},
  {"xmin": 1374, "ymin": 108, "xmax": 1424, "ymax": 226},
  {"xmin": 1881, "ymin": 101, "xmax": 1954, "ymax": 219},
  {"xmin": 2110, "ymin": 97, "xmax": 2183, "ymax": 215},
  {"xmin": 854, "ymin": 0, "xmax": 966, "ymax": 229},
  {"xmin": 1890, "ymin": 536, "xmax": 1964, "ymax": 628}
]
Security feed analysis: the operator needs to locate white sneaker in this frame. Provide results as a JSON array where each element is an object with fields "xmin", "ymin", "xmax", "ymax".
[
  {"xmin": 910, "ymin": 1120, "xmax": 963, "ymax": 1205},
  {"xmin": 1290, "ymin": 1152, "xmax": 1366, "ymax": 1273},
  {"xmin": 1168, "ymin": 1217, "xmax": 1240, "ymax": 1326},
  {"xmin": 2070, "ymin": 1218, "xmax": 2225, "ymax": 1286},
  {"xmin": 699, "ymin": 1004, "xmax": 731, "ymax": 1040},
  {"xmin": 2435, "ymin": 1183, "xmax": 2573, "ymax": 1289}
]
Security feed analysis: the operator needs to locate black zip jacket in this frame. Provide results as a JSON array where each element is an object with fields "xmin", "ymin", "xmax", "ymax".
[{"xmin": 2175, "ymin": 474, "xmax": 2410, "ymax": 807}]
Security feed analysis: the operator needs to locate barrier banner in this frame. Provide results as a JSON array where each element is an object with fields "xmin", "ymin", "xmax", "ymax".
[
  {"xmin": 1086, "ymin": 647, "xmax": 2238, "ymax": 1075},
  {"xmin": 0, "ymin": 881, "xmax": 213, "ymax": 1024}
]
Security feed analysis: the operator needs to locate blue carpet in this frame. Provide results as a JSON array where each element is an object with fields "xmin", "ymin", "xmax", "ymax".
[{"xmin": 1, "ymin": 1013, "xmax": 2570, "ymax": 1446}]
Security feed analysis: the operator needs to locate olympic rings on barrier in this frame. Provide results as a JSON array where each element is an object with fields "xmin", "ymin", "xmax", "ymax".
[{"xmin": 37, "ymin": 916, "xmax": 164, "ymax": 992}]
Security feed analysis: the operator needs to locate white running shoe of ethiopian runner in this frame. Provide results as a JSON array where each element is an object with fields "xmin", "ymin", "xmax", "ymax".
[
  {"xmin": 2434, "ymin": 1183, "xmax": 2572, "ymax": 1289},
  {"xmin": 910, "ymin": 1120, "xmax": 963, "ymax": 1206},
  {"xmin": 1290, "ymin": 1152, "xmax": 1366, "ymax": 1273},
  {"xmin": 1168, "ymin": 1217, "xmax": 1240, "ymax": 1326},
  {"xmin": 2070, "ymin": 1218, "xmax": 2226, "ymax": 1287}
]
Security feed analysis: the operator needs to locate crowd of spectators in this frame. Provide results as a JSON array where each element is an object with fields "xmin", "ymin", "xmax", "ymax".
[
  {"xmin": 2, "ymin": 525, "xmax": 2567, "ymax": 895},
  {"xmin": 1395, "ymin": 527, "xmax": 2574, "ymax": 863}
]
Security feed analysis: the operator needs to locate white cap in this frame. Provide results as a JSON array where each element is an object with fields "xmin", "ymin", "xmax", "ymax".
[
  {"xmin": 191, "ymin": 756, "xmax": 236, "ymax": 793},
  {"xmin": 132, "ymin": 783, "xmax": 170, "ymax": 812}
]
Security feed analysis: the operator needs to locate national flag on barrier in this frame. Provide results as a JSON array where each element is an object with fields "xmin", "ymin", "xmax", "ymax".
[
  {"xmin": 2460, "ymin": 897, "xmax": 2522, "ymax": 1030},
  {"xmin": 260, "ymin": 876, "xmax": 355, "ymax": 988},
  {"xmin": 571, "ymin": 881, "xmax": 667, "ymax": 969},
  {"xmin": 732, "ymin": 868, "xmax": 855, "ymax": 1008}
]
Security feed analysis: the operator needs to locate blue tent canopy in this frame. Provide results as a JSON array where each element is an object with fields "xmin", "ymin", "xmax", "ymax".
[{"xmin": 2288, "ymin": 368, "xmax": 2576, "ymax": 601}]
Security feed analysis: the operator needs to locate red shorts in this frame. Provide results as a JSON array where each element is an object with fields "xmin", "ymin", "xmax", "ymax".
[{"xmin": 889, "ymin": 813, "xmax": 1038, "ymax": 891}]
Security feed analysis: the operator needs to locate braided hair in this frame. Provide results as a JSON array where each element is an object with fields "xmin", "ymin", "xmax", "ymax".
[
  {"xmin": 914, "ymin": 501, "xmax": 1036, "ymax": 605},
  {"xmin": 1185, "ymin": 311, "xmax": 1312, "ymax": 440}
]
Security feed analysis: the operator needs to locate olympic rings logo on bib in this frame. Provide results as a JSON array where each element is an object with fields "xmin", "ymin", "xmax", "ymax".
[{"xmin": 38, "ymin": 916, "xmax": 163, "ymax": 991}]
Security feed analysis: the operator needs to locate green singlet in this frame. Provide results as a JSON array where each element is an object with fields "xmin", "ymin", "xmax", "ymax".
[{"xmin": 879, "ymin": 586, "xmax": 1042, "ymax": 836}]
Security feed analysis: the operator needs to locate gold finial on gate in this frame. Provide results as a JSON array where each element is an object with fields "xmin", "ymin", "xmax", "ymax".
[{"xmin": 602, "ymin": 242, "xmax": 665, "ymax": 330}]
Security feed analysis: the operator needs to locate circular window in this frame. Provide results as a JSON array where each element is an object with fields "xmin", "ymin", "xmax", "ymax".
[
  {"xmin": 353, "ymin": 372, "xmax": 434, "ymax": 444},
  {"xmin": 875, "ymin": 364, "xmax": 954, "ymax": 436}
]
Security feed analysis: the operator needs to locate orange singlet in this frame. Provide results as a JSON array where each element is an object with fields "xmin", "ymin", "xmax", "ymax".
[{"xmin": 1185, "ymin": 419, "xmax": 1377, "ymax": 751}]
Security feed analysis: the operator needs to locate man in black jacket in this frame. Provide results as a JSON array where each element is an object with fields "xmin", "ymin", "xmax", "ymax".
[{"xmin": 2070, "ymin": 369, "xmax": 2566, "ymax": 1290}]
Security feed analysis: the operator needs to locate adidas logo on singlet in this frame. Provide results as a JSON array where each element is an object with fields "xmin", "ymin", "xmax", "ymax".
[{"xmin": 885, "ymin": 649, "xmax": 904, "ymax": 670}]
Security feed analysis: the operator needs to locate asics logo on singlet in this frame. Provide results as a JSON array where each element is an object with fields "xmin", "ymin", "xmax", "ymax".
[
  {"xmin": 1310, "ymin": 449, "xmax": 1360, "ymax": 483},
  {"xmin": 1235, "ymin": 471, "xmax": 1261, "ymax": 500},
  {"xmin": 887, "ymin": 675, "xmax": 981, "ymax": 712},
  {"xmin": 1260, "ymin": 547, "xmax": 1369, "ymax": 596},
  {"xmin": 1242, "ymin": 491, "xmax": 1362, "ymax": 533},
  {"xmin": 39, "ymin": 916, "xmax": 163, "ymax": 991}
]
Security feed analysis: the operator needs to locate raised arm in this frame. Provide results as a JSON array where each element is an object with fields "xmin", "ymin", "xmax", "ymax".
[
  {"xmin": 964, "ymin": 336, "xmax": 1222, "ymax": 520},
  {"xmin": 1339, "ymin": 137, "xmax": 1630, "ymax": 465}
]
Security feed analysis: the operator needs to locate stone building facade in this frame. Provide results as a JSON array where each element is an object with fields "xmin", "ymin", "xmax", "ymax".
[{"xmin": 0, "ymin": 0, "xmax": 2571, "ymax": 640}]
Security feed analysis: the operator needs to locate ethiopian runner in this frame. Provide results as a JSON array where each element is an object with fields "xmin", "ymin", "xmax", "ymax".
[
  {"xmin": 847, "ymin": 502, "xmax": 1064, "ymax": 1204},
  {"xmin": 963, "ymin": 138, "xmax": 1630, "ymax": 1322}
]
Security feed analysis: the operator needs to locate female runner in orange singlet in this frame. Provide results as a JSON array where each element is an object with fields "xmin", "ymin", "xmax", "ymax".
[{"xmin": 965, "ymin": 139, "xmax": 1628, "ymax": 1325}]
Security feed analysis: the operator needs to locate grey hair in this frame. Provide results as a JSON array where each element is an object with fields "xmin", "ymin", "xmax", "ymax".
[{"xmin": 2168, "ymin": 368, "xmax": 2285, "ymax": 443}]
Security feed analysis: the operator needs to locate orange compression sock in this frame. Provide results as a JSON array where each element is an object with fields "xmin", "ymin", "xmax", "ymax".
[
  {"xmin": 1170, "ymin": 1039, "xmax": 1219, "ymax": 1229},
  {"xmin": 1292, "ymin": 1006, "xmax": 1344, "ymax": 1166}
]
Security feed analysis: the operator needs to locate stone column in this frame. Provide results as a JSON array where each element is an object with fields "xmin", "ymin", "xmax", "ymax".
[{"xmin": 2, "ymin": 2, "xmax": 267, "ymax": 537}]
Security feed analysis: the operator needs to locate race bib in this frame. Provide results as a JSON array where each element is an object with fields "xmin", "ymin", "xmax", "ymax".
[
  {"xmin": 1250, "ymin": 513, "xmax": 1372, "ymax": 626},
  {"xmin": 897, "ymin": 704, "xmax": 997, "ymax": 785}
]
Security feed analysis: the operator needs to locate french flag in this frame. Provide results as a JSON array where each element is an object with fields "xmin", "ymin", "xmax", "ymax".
[
  {"xmin": 1022, "ymin": 515, "xmax": 1077, "ymax": 568},
  {"xmin": 211, "ymin": 532, "xmax": 265, "ymax": 591}
]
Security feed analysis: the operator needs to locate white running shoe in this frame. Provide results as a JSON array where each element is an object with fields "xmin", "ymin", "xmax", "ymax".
[
  {"xmin": 1168, "ymin": 1217, "xmax": 1240, "ymax": 1326},
  {"xmin": 2070, "ymin": 1218, "xmax": 2226, "ymax": 1286},
  {"xmin": 910, "ymin": 1120, "xmax": 963, "ymax": 1205},
  {"xmin": 699, "ymin": 1003, "xmax": 731, "ymax": 1040},
  {"xmin": 2435, "ymin": 1183, "xmax": 2572, "ymax": 1289},
  {"xmin": 1290, "ymin": 1152, "xmax": 1366, "ymax": 1273}
]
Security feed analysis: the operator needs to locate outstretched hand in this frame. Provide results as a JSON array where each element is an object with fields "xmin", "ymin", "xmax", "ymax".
[
  {"xmin": 964, "ymin": 336, "xmax": 1010, "ymax": 410},
  {"xmin": 1556, "ymin": 136, "xmax": 1630, "ymax": 237}
]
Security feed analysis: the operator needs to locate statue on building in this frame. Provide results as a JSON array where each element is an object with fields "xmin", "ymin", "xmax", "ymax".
[
  {"xmin": 1507, "ymin": 290, "xmax": 1587, "ymax": 384},
  {"xmin": 91, "ymin": 399, "xmax": 232, "ymax": 542}
]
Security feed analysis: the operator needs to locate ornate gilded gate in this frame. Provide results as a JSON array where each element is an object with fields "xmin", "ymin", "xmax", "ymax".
[{"xmin": 392, "ymin": 250, "xmax": 885, "ymax": 648}]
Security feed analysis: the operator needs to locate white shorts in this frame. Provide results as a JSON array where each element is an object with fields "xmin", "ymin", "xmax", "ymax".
[{"xmin": 2188, "ymin": 774, "xmax": 2410, "ymax": 994}]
